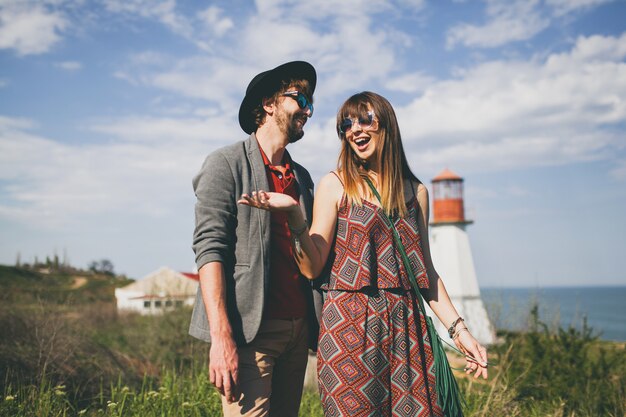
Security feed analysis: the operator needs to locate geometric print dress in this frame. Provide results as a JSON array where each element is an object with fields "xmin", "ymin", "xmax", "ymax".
[{"xmin": 317, "ymin": 191, "xmax": 444, "ymax": 417}]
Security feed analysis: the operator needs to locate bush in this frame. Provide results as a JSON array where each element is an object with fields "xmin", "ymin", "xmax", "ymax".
[
  {"xmin": 0, "ymin": 300, "xmax": 207, "ymax": 409},
  {"xmin": 1, "ymin": 299, "xmax": 624, "ymax": 417},
  {"xmin": 489, "ymin": 305, "xmax": 625, "ymax": 417}
]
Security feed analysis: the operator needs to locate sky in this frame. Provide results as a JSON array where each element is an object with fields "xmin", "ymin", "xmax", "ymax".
[{"xmin": 0, "ymin": 0, "xmax": 625, "ymax": 288}]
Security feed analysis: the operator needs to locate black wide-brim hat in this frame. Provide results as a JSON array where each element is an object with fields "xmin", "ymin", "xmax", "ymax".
[{"xmin": 238, "ymin": 61, "xmax": 317, "ymax": 134}]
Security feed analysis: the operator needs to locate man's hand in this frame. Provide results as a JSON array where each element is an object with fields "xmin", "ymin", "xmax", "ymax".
[{"xmin": 209, "ymin": 335, "xmax": 240, "ymax": 403}]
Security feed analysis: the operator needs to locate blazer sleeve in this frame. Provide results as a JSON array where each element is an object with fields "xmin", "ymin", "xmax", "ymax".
[{"xmin": 192, "ymin": 151, "xmax": 237, "ymax": 270}]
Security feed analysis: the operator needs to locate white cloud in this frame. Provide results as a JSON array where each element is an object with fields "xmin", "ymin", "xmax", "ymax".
[
  {"xmin": 88, "ymin": 115, "xmax": 233, "ymax": 144},
  {"xmin": 384, "ymin": 71, "xmax": 436, "ymax": 93},
  {"xmin": 224, "ymin": 3, "xmax": 400, "ymax": 101},
  {"xmin": 0, "ymin": 115, "xmax": 36, "ymax": 130},
  {"xmin": 102, "ymin": 0, "xmax": 210, "ymax": 50},
  {"xmin": 610, "ymin": 159, "xmax": 626, "ymax": 180},
  {"xmin": 197, "ymin": 6, "xmax": 233, "ymax": 37},
  {"xmin": 110, "ymin": 49, "xmax": 252, "ymax": 108},
  {"xmin": 398, "ymin": 32, "xmax": 626, "ymax": 173},
  {"xmin": 0, "ymin": 113, "xmax": 238, "ymax": 228},
  {"xmin": 546, "ymin": 0, "xmax": 613, "ymax": 17},
  {"xmin": 447, "ymin": 0, "xmax": 550, "ymax": 49},
  {"xmin": 112, "ymin": 0, "xmax": 405, "ymax": 108},
  {"xmin": 0, "ymin": 0, "xmax": 68, "ymax": 55},
  {"xmin": 3, "ymin": 1, "xmax": 620, "ymax": 234},
  {"xmin": 103, "ymin": 0, "xmax": 181, "ymax": 28},
  {"xmin": 554, "ymin": 32, "xmax": 626, "ymax": 62},
  {"xmin": 446, "ymin": 0, "xmax": 616, "ymax": 49},
  {"xmin": 99, "ymin": 3, "xmax": 626, "ymax": 183},
  {"xmin": 55, "ymin": 60, "xmax": 82, "ymax": 71},
  {"xmin": 397, "ymin": 0, "xmax": 426, "ymax": 8}
]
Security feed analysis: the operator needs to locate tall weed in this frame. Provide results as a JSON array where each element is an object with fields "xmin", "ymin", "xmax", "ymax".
[
  {"xmin": 1, "ymin": 300, "xmax": 624, "ymax": 417},
  {"xmin": 494, "ymin": 305, "xmax": 625, "ymax": 417}
]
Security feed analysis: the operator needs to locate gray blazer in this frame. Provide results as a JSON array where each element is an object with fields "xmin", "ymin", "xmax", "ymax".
[{"xmin": 188, "ymin": 134, "xmax": 324, "ymax": 349}]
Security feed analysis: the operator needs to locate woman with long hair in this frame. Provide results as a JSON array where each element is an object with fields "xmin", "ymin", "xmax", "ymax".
[{"xmin": 240, "ymin": 91, "xmax": 488, "ymax": 416}]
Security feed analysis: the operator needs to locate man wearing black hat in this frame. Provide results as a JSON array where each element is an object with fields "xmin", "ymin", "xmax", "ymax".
[{"xmin": 188, "ymin": 61, "xmax": 323, "ymax": 417}]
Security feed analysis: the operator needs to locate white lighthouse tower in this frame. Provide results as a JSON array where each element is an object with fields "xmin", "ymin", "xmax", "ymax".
[{"xmin": 426, "ymin": 168, "xmax": 495, "ymax": 345}]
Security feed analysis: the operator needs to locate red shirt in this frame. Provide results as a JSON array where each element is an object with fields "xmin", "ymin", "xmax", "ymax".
[{"xmin": 259, "ymin": 146, "xmax": 308, "ymax": 319}]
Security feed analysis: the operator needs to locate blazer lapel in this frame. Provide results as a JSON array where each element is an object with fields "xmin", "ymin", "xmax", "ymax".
[{"xmin": 245, "ymin": 134, "xmax": 271, "ymax": 238}]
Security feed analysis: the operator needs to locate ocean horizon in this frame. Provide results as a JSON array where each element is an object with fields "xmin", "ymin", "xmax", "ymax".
[{"xmin": 480, "ymin": 285, "xmax": 626, "ymax": 342}]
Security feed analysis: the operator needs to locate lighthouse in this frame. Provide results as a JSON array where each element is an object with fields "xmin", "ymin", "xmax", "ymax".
[{"xmin": 426, "ymin": 168, "xmax": 495, "ymax": 345}]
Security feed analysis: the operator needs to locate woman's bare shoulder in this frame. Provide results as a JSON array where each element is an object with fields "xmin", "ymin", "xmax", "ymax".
[
  {"xmin": 316, "ymin": 171, "xmax": 344, "ymax": 201},
  {"xmin": 411, "ymin": 180, "xmax": 429, "ymax": 208},
  {"xmin": 320, "ymin": 171, "xmax": 344, "ymax": 189},
  {"xmin": 406, "ymin": 179, "xmax": 427, "ymax": 195}
]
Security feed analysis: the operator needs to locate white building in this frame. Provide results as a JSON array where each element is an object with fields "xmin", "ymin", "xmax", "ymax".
[
  {"xmin": 427, "ymin": 169, "xmax": 496, "ymax": 346},
  {"xmin": 115, "ymin": 266, "xmax": 199, "ymax": 315}
]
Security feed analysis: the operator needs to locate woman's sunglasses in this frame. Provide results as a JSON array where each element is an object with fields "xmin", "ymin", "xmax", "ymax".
[
  {"xmin": 339, "ymin": 111, "xmax": 376, "ymax": 134},
  {"xmin": 282, "ymin": 91, "xmax": 314, "ymax": 116}
]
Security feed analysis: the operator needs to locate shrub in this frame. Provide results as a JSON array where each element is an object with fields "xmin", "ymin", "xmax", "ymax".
[
  {"xmin": 1, "ymin": 298, "xmax": 624, "ymax": 417},
  {"xmin": 492, "ymin": 305, "xmax": 625, "ymax": 417}
]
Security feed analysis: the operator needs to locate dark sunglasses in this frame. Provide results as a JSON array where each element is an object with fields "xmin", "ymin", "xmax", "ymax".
[
  {"xmin": 339, "ymin": 111, "xmax": 376, "ymax": 134},
  {"xmin": 282, "ymin": 91, "xmax": 314, "ymax": 116}
]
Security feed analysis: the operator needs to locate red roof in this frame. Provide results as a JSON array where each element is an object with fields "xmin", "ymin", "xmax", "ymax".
[
  {"xmin": 432, "ymin": 168, "xmax": 463, "ymax": 182},
  {"xmin": 129, "ymin": 295, "xmax": 191, "ymax": 300},
  {"xmin": 181, "ymin": 272, "xmax": 199, "ymax": 281}
]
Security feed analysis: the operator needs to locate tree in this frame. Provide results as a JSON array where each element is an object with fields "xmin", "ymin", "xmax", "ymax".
[{"xmin": 88, "ymin": 259, "xmax": 115, "ymax": 276}]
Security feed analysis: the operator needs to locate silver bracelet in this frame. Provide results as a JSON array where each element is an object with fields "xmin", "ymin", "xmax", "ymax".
[{"xmin": 288, "ymin": 222, "xmax": 307, "ymax": 256}]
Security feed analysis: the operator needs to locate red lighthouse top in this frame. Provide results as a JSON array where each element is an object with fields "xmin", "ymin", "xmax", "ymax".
[
  {"xmin": 432, "ymin": 168, "xmax": 463, "ymax": 182},
  {"xmin": 431, "ymin": 168, "xmax": 472, "ymax": 224}
]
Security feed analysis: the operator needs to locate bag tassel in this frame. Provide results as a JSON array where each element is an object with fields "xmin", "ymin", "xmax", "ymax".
[{"xmin": 427, "ymin": 315, "xmax": 464, "ymax": 417}]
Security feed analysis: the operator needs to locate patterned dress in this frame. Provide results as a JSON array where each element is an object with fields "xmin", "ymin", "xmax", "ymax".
[{"xmin": 317, "ymin": 193, "xmax": 444, "ymax": 417}]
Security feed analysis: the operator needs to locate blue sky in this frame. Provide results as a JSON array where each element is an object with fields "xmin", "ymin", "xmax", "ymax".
[{"xmin": 1, "ymin": 0, "xmax": 625, "ymax": 287}]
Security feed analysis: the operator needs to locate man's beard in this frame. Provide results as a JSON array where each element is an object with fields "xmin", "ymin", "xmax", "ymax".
[{"xmin": 277, "ymin": 108, "xmax": 306, "ymax": 143}]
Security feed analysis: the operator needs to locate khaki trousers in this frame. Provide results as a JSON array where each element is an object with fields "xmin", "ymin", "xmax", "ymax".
[{"xmin": 221, "ymin": 318, "xmax": 309, "ymax": 417}]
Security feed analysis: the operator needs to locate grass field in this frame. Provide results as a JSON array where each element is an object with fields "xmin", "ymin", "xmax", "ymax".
[{"xmin": 0, "ymin": 265, "xmax": 624, "ymax": 416}]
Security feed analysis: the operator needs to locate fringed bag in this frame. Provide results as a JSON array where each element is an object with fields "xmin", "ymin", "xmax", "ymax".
[{"xmin": 364, "ymin": 177, "xmax": 464, "ymax": 417}]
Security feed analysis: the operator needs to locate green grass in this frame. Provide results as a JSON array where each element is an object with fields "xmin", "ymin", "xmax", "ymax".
[
  {"xmin": 1, "ymin": 369, "xmax": 319, "ymax": 416},
  {"xmin": 0, "ymin": 264, "xmax": 126, "ymax": 304},
  {"xmin": 0, "ymin": 284, "xmax": 624, "ymax": 416}
]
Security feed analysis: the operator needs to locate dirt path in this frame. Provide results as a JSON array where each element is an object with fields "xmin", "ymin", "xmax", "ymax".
[{"xmin": 70, "ymin": 276, "xmax": 88, "ymax": 289}]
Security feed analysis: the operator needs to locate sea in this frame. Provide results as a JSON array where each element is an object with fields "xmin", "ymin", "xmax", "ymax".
[{"xmin": 480, "ymin": 286, "xmax": 626, "ymax": 342}]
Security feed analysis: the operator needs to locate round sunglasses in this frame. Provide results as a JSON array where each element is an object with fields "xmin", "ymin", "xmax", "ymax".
[{"xmin": 339, "ymin": 111, "xmax": 377, "ymax": 134}]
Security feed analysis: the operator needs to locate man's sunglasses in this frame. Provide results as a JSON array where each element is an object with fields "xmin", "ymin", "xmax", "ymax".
[
  {"xmin": 282, "ymin": 91, "xmax": 314, "ymax": 116},
  {"xmin": 339, "ymin": 111, "xmax": 376, "ymax": 134}
]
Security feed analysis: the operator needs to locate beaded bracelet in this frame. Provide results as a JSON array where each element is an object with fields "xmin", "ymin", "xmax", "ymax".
[
  {"xmin": 448, "ymin": 317, "xmax": 465, "ymax": 339},
  {"xmin": 453, "ymin": 327, "xmax": 469, "ymax": 340}
]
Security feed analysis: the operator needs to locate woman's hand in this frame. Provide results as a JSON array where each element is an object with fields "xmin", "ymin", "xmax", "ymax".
[
  {"xmin": 238, "ymin": 190, "xmax": 299, "ymax": 213},
  {"xmin": 454, "ymin": 330, "xmax": 488, "ymax": 379}
]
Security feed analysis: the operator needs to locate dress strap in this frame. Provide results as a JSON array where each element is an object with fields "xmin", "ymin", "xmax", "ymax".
[
  {"xmin": 403, "ymin": 180, "xmax": 421, "ymax": 219},
  {"xmin": 330, "ymin": 170, "xmax": 344, "ymax": 186},
  {"xmin": 330, "ymin": 171, "xmax": 348, "ymax": 209}
]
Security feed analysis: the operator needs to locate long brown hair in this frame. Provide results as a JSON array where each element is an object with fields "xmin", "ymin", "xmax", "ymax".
[{"xmin": 336, "ymin": 91, "xmax": 418, "ymax": 217}]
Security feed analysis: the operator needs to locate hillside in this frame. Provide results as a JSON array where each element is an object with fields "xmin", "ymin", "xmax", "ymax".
[{"xmin": 0, "ymin": 264, "xmax": 133, "ymax": 304}]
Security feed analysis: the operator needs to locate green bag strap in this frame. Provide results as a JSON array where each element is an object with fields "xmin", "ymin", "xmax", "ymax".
[{"xmin": 364, "ymin": 176, "xmax": 465, "ymax": 417}]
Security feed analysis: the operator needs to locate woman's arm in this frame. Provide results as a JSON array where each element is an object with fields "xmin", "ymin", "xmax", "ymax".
[
  {"xmin": 414, "ymin": 182, "xmax": 489, "ymax": 379},
  {"xmin": 238, "ymin": 172, "xmax": 343, "ymax": 279}
]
